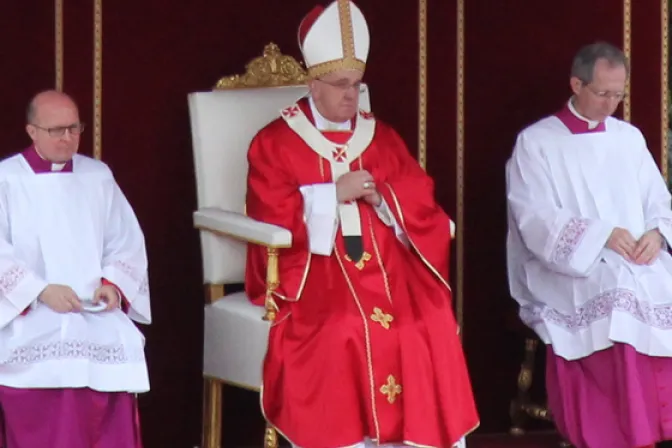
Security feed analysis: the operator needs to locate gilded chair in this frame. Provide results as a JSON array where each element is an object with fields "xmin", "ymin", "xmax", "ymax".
[
  {"xmin": 188, "ymin": 43, "xmax": 372, "ymax": 448},
  {"xmin": 508, "ymin": 318, "xmax": 571, "ymax": 448}
]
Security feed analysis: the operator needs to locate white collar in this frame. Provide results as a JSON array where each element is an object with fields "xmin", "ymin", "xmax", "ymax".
[
  {"xmin": 35, "ymin": 146, "xmax": 67, "ymax": 171},
  {"xmin": 308, "ymin": 96, "xmax": 351, "ymax": 131},
  {"xmin": 568, "ymin": 98, "xmax": 601, "ymax": 130}
]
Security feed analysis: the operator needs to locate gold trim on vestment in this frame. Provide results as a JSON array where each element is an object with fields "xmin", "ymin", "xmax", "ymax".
[
  {"xmin": 361, "ymin": 182, "xmax": 394, "ymax": 307},
  {"xmin": 259, "ymin": 386, "xmax": 297, "ymax": 447},
  {"xmin": 334, "ymin": 244, "xmax": 382, "ymax": 441},
  {"xmin": 269, "ymin": 250, "xmax": 311, "ymax": 303},
  {"xmin": 384, "ymin": 183, "xmax": 451, "ymax": 291},
  {"xmin": 318, "ymin": 154, "xmax": 326, "ymax": 178}
]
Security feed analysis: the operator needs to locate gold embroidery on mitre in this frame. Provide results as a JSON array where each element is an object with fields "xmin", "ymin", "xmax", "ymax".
[
  {"xmin": 306, "ymin": 1, "xmax": 365, "ymax": 79},
  {"xmin": 337, "ymin": 0, "xmax": 355, "ymax": 58},
  {"xmin": 307, "ymin": 58, "xmax": 366, "ymax": 79},
  {"xmin": 370, "ymin": 307, "xmax": 393, "ymax": 329},
  {"xmin": 380, "ymin": 375, "xmax": 402, "ymax": 404},
  {"xmin": 344, "ymin": 251, "xmax": 371, "ymax": 270}
]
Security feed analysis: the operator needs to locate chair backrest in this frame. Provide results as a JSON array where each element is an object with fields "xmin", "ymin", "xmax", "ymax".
[
  {"xmin": 188, "ymin": 86, "xmax": 307, "ymax": 285},
  {"xmin": 188, "ymin": 45, "xmax": 372, "ymax": 285}
]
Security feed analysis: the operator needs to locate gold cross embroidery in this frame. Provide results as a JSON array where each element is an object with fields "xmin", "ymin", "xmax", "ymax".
[
  {"xmin": 380, "ymin": 375, "xmax": 402, "ymax": 404},
  {"xmin": 371, "ymin": 307, "xmax": 393, "ymax": 329},
  {"xmin": 344, "ymin": 251, "xmax": 371, "ymax": 270}
]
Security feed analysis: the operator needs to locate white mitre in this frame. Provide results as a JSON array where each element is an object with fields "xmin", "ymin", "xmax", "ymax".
[{"xmin": 298, "ymin": 0, "xmax": 370, "ymax": 79}]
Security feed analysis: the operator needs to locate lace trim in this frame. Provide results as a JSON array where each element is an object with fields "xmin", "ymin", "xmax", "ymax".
[
  {"xmin": 5, "ymin": 339, "xmax": 131, "ymax": 365},
  {"xmin": 0, "ymin": 266, "xmax": 27, "ymax": 296},
  {"xmin": 521, "ymin": 288, "xmax": 672, "ymax": 331},
  {"xmin": 112, "ymin": 260, "xmax": 149, "ymax": 296},
  {"xmin": 551, "ymin": 218, "xmax": 589, "ymax": 263}
]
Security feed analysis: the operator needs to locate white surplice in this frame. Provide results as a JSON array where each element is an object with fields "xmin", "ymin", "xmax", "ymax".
[
  {"xmin": 0, "ymin": 153, "xmax": 151, "ymax": 392},
  {"xmin": 506, "ymin": 102, "xmax": 672, "ymax": 361}
]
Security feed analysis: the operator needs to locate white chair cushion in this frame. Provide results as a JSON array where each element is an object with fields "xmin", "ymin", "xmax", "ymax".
[
  {"xmin": 203, "ymin": 291, "xmax": 270, "ymax": 389},
  {"xmin": 194, "ymin": 207, "xmax": 292, "ymax": 248}
]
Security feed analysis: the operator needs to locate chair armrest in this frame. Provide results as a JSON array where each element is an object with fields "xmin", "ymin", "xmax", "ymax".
[{"xmin": 193, "ymin": 207, "xmax": 292, "ymax": 248}]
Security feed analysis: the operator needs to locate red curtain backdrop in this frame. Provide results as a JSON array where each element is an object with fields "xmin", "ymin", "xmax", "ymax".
[
  {"xmin": 0, "ymin": 3, "xmax": 54, "ymax": 153},
  {"xmin": 63, "ymin": 0, "xmax": 94, "ymax": 157},
  {"xmin": 631, "ymin": 2, "xmax": 664, "ymax": 165},
  {"xmin": 1, "ymin": 1, "xmax": 667, "ymax": 446},
  {"xmin": 461, "ymin": 0, "xmax": 624, "ymax": 433}
]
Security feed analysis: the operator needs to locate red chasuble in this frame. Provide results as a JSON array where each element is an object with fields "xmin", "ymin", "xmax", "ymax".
[{"xmin": 245, "ymin": 99, "xmax": 478, "ymax": 447}]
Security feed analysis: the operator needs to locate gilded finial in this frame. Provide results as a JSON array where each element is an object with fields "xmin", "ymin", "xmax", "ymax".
[{"xmin": 214, "ymin": 42, "xmax": 308, "ymax": 89}]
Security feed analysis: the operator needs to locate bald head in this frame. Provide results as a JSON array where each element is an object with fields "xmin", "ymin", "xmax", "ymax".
[
  {"xmin": 26, "ymin": 90, "xmax": 78, "ymax": 124},
  {"xmin": 25, "ymin": 90, "xmax": 82, "ymax": 163}
]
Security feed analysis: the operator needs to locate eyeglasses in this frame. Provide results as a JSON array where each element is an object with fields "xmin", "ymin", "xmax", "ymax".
[
  {"xmin": 31, "ymin": 123, "xmax": 86, "ymax": 138},
  {"xmin": 317, "ymin": 79, "xmax": 366, "ymax": 93},
  {"xmin": 582, "ymin": 83, "xmax": 627, "ymax": 102}
]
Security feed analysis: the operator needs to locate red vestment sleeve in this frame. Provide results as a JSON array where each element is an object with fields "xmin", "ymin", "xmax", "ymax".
[
  {"xmin": 102, "ymin": 278, "xmax": 130, "ymax": 313},
  {"xmin": 376, "ymin": 125, "xmax": 452, "ymax": 284},
  {"xmin": 244, "ymin": 128, "xmax": 311, "ymax": 308}
]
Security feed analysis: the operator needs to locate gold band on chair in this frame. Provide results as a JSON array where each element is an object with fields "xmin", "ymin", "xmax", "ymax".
[{"xmin": 264, "ymin": 247, "xmax": 280, "ymax": 321}]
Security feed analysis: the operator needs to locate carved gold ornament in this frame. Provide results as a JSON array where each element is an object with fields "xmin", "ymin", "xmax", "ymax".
[{"xmin": 214, "ymin": 42, "xmax": 307, "ymax": 89}]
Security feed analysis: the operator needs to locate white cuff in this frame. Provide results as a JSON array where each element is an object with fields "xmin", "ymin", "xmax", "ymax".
[
  {"xmin": 375, "ymin": 198, "xmax": 408, "ymax": 247},
  {"xmin": 299, "ymin": 184, "xmax": 339, "ymax": 255},
  {"xmin": 374, "ymin": 199, "xmax": 394, "ymax": 226}
]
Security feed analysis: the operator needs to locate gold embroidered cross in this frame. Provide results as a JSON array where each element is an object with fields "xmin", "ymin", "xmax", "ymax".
[
  {"xmin": 344, "ymin": 251, "xmax": 371, "ymax": 270},
  {"xmin": 371, "ymin": 307, "xmax": 393, "ymax": 329},
  {"xmin": 380, "ymin": 375, "xmax": 402, "ymax": 404}
]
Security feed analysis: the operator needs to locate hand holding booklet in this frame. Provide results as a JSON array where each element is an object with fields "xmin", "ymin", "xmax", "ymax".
[{"xmin": 79, "ymin": 298, "xmax": 107, "ymax": 313}]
